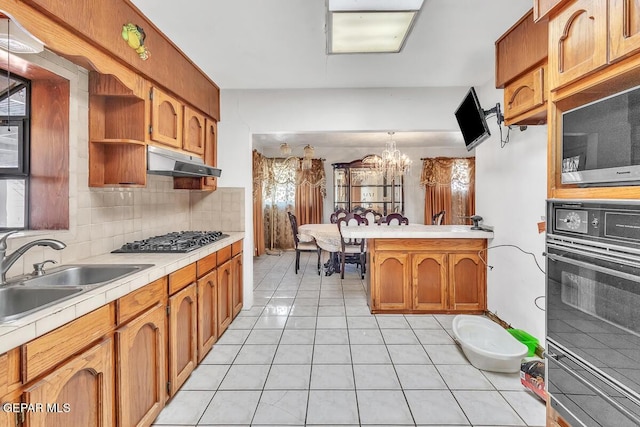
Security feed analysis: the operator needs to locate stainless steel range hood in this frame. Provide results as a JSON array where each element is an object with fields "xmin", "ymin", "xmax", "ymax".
[{"xmin": 147, "ymin": 145, "xmax": 221, "ymax": 178}]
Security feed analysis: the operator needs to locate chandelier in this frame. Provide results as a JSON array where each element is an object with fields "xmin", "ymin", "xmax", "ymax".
[
  {"xmin": 376, "ymin": 132, "xmax": 411, "ymax": 180},
  {"xmin": 279, "ymin": 143, "xmax": 315, "ymax": 170}
]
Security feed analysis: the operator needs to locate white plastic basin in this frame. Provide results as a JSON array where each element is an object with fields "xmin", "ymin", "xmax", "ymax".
[{"xmin": 452, "ymin": 314, "xmax": 528, "ymax": 373}]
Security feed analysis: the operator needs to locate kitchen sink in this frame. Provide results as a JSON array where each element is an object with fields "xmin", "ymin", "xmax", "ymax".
[
  {"xmin": 20, "ymin": 264, "xmax": 155, "ymax": 287},
  {"xmin": 0, "ymin": 263, "xmax": 154, "ymax": 323},
  {"xmin": 0, "ymin": 287, "xmax": 84, "ymax": 322}
]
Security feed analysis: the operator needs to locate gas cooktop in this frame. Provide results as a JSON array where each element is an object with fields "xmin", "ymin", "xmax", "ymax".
[{"xmin": 112, "ymin": 231, "xmax": 228, "ymax": 253}]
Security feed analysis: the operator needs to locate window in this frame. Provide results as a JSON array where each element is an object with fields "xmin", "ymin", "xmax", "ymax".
[{"xmin": 0, "ymin": 71, "xmax": 30, "ymax": 230}]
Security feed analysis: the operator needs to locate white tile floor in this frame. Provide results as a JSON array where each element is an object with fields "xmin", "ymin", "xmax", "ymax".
[{"xmin": 153, "ymin": 251, "xmax": 546, "ymax": 426}]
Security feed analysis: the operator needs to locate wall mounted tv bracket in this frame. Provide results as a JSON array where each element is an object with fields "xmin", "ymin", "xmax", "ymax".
[{"xmin": 483, "ymin": 103, "xmax": 504, "ymax": 126}]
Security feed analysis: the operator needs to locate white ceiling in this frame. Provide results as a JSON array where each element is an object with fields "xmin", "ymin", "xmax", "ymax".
[{"xmin": 130, "ymin": 0, "xmax": 532, "ymax": 146}]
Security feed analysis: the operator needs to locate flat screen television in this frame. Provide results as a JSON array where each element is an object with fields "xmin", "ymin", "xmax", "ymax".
[{"xmin": 454, "ymin": 87, "xmax": 491, "ymax": 151}]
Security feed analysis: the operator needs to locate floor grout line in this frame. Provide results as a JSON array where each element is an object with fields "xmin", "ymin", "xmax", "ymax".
[{"xmin": 154, "ymin": 251, "xmax": 545, "ymax": 426}]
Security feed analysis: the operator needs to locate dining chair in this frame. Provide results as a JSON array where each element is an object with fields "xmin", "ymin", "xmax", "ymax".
[
  {"xmin": 336, "ymin": 213, "xmax": 368, "ymax": 279},
  {"xmin": 287, "ymin": 212, "xmax": 321, "ymax": 275},
  {"xmin": 380, "ymin": 213, "xmax": 409, "ymax": 225},
  {"xmin": 362, "ymin": 209, "xmax": 382, "ymax": 225},
  {"xmin": 330, "ymin": 208, "xmax": 349, "ymax": 224},
  {"xmin": 432, "ymin": 210, "xmax": 446, "ymax": 225},
  {"xmin": 351, "ymin": 206, "xmax": 366, "ymax": 216}
]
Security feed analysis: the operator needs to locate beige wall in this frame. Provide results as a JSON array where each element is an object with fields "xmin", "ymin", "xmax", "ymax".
[{"xmin": 4, "ymin": 49, "xmax": 244, "ymax": 279}]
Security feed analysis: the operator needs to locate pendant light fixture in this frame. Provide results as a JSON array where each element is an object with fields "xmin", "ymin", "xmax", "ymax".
[{"xmin": 376, "ymin": 131, "xmax": 411, "ymax": 181}]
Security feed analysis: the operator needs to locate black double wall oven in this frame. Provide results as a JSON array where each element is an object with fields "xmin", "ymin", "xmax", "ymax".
[{"xmin": 547, "ymin": 200, "xmax": 640, "ymax": 426}]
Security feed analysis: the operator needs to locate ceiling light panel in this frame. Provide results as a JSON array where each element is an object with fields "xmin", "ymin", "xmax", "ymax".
[
  {"xmin": 330, "ymin": 11, "xmax": 417, "ymax": 53},
  {"xmin": 328, "ymin": 0, "xmax": 424, "ymax": 12},
  {"xmin": 327, "ymin": 0, "xmax": 424, "ymax": 54}
]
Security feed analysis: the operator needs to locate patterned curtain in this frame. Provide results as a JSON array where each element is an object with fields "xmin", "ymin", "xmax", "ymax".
[
  {"xmin": 295, "ymin": 158, "xmax": 326, "ymax": 225},
  {"xmin": 252, "ymin": 150, "xmax": 266, "ymax": 256},
  {"xmin": 420, "ymin": 157, "xmax": 475, "ymax": 225},
  {"xmin": 263, "ymin": 157, "xmax": 298, "ymax": 250}
]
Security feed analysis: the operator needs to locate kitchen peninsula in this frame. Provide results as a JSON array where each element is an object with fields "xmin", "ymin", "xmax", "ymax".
[{"xmin": 341, "ymin": 225, "xmax": 494, "ymax": 314}]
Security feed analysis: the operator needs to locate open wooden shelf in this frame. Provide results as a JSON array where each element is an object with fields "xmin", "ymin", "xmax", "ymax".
[{"xmin": 89, "ymin": 72, "xmax": 147, "ymax": 187}]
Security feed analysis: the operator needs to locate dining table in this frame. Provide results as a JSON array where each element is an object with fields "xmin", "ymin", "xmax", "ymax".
[{"xmin": 298, "ymin": 223, "xmax": 342, "ymax": 275}]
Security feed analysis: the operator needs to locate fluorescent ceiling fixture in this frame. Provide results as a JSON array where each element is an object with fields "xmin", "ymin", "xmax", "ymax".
[
  {"xmin": 328, "ymin": 0, "xmax": 423, "ymax": 54},
  {"xmin": 0, "ymin": 19, "xmax": 44, "ymax": 54}
]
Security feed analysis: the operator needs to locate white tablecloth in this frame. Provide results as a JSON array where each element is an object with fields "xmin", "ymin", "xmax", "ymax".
[{"xmin": 298, "ymin": 224, "xmax": 341, "ymax": 252}]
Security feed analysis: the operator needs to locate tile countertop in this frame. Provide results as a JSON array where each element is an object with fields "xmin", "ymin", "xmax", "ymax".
[
  {"xmin": 340, "ymin": 224, "xmax": 494, "ymax": 239},
  {"xmin": 0, "ymin": 232, "xmax": 244, "ymax": 354}
]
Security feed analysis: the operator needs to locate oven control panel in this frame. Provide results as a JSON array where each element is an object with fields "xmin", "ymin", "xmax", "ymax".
[
  {"xmin": 555, "ymin": 209, "xmax": 589, "ymax": 234},
  {"xmin": 549, "ymin": 201, "xmax": 640, "ymax": 248}
]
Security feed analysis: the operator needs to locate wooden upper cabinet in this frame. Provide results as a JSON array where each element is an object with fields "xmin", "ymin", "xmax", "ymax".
[
  {"xmin": 168, "ymin": 283, "xmax": 198, "ymax": 397},
  {"xmin": 548, "ymin": 0, "xmax": 608, "ymax": 90},
  {"xmin": 183, "ymin": 106, "xmax": 206, "ymax": 155},
  {"xmin": 495, "ymin": 9, "xmax": 548, "ymax": 125},
  {"xmin": 503, "ymin": 65, "xmax": 548, "ymax": 125},
  {"xmin": 495, "ymin": 9, "xmax": 548, "ymax": 88},
  {"xmin": 609, "ymin": 0, "xmax": 640, "ymax": 62},
  {"xmin": 203, "ymin": 118, "xmax": 218, "ymax": 190},
  {"xmin": 11, "ymin": 0, "xmax": 219, "ymax": 119},
  {"xmin": 115, "ymin": 303, "xmax": 166, "ymax": 427},
  {"xmin": 23, "ymin": 338, "xmax": 114, "ymax": 427},
  {"xmin": 150, "ymin": 87, "xmax": 184, "ymax": 149},
  {"xmin": 173, "ymin": 117, "xmax": 218, "ymax": 191},
  {"xmin": 534, "ymin": 0, "xmax": 567, "ymax": 22}
]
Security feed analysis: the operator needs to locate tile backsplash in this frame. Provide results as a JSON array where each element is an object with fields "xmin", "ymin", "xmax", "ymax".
[{"xmin": 3, "ymin": 49, "xmax": 244, "ymax": 278}]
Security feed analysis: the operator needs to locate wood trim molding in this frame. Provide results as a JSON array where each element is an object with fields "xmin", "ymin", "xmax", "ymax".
[{"xmin": 0, "ymin": 0, "xmax": 219, "ymax": 118}]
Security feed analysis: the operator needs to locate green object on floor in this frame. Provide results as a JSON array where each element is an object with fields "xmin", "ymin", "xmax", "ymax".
[{"xmin": 507, "ymin": 328, "xmax": 538, "ymax": 356}]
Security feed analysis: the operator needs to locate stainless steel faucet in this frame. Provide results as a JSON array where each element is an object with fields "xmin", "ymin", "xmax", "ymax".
[{"xmin": 0, "ymin": 231, "xmax": 66, "ymax": 285}]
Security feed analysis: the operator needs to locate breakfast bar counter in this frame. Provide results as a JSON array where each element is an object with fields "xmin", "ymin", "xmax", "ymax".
[{"xmin": 341, "ymin": 224, "xmax": 494, "ymax": 314}]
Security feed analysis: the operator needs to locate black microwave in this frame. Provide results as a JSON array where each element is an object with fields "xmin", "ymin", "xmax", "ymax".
[{"xmin": 561, "ymin": 84, "xmax": 640, "ymax": 186}]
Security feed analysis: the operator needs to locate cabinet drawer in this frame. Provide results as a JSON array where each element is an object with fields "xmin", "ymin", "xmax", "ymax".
[
  {"xmin": 197, "ymin": 251, "xmax": 217, "ymax": 278},
  {"xmin": 22, "ymin": 303, "xmax": 115, "ymax": 383},
  {"xmin": 117, "ymin": 277, "xmax": 167, "ymax": 324},
  {"xmin": 169, "ymin": 263, "xmax": 196, "ymax": 295},
  {"xmin": 0, "ymin": 352, "xmax": 6, "ymax": 397},
  {"xmin": 232, "ymin": 240, "xmax": 242, "ymax": 256},
  {"xmin": 217, "ymin": 245, "xmax": 231, "ymax": 265},
  {"xmin": 373, "ymin": 238, "xmax": 486, "ymax": 252},
  {"xmin": 503, "ymin": 65, "xmax": 547, "ymax": 124},
  {"xmin": 0, "ymin": 348, "xmax": 20, "ymax": 397}
]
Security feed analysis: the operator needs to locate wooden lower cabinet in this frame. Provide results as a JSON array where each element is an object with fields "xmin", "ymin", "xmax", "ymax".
[
  {"xmin": 372, "ymin": 252, "xmax": 410, "ymax": 310},
  {"xmin": 413, "ymin": 252, "xmax": 448, "ymax": 311},
  {"xmin": 231, "ymin": 253, "xmax": 243, "ymax": 318},
  {"xmin": 449, "ymin": 252, "xmax": 486, "ymax": 312},
  {"xmin": 168, "ymin": 283, "xmax": 197, "ymax": 397},
  {"xmin": 197, "ymin": 268, "xmax": 218, "ymax": 362},
  {"xmin": 217, "ymin": 260, "xmax": 233, "ymax": 335},
  {"xmin": 0, "ymin": 241, "xmax": 243, "ymax": 427},
  {"xmin": 370, "ymin": 239, "xmax": 487, "ymax": 314},
  {"xmin": 23, "ymin": 338, "xmax": 114, "ymax": 427},
  {"xmin": 116, "ymin": 303, "xmax": 166, "ymax": 427},
  {"xmin": 0, "ymin": 394, "xmax": 19, "ymax": 427}
]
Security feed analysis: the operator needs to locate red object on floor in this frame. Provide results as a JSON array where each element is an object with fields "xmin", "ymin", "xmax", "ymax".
[{"xmin": 520, "ymin": 359, "xmax": 547, "ymax": 401}]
